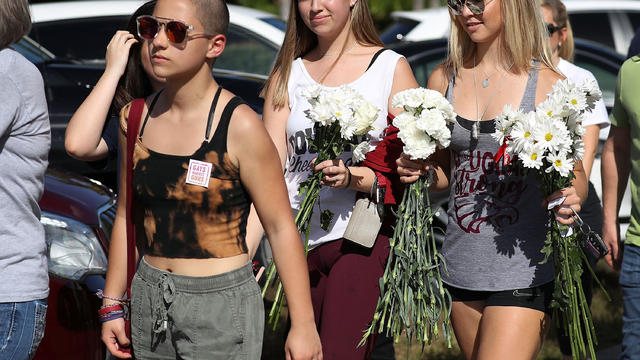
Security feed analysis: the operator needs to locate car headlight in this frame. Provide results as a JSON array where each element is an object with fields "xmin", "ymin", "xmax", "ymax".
[{"xmin": 41, "ymin": 212, "xmax": 108, "ymax": 281}]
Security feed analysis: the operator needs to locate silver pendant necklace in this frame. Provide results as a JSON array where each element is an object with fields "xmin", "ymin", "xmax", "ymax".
[
  {"xmin": 472, "ymin": 54, "xmax": 514, "ymax": 139},
  {"xmin": 481, "ymin": 68, "xmax": 500, "ymax": 88}
]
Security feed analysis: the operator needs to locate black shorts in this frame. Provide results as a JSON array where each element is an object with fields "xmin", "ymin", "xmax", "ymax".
[{"xmin": 446, "ymin": 282, "xmax": 554, "ymax": 315}]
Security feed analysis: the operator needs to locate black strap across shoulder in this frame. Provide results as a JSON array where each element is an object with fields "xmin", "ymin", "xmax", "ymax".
[
  {"xmin": 205, "ymin": 86, "xmax": 223, "ymax": 140},
  {"xmin": 139, "ymin": 90, "xmax": 163, "ymax": 138},
  {"xmin": 210, "ymin": 96, "xmax": 245, "ymax": 152},
  {"xmin": 139, "ymin": 87, "xmax": 223, "ymax": 140},
  {"xmin": 366, "ymin": 48, "xmax": 388, "ymax": 71}
]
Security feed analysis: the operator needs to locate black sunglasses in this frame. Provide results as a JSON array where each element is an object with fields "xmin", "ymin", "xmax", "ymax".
[
  {"xmin": 546, "ymin": 23, "xmax": 565, "ymax": 36},
  {"xmin": 447, "ymin": 0, "xmax": 493, "ymax": 15}
]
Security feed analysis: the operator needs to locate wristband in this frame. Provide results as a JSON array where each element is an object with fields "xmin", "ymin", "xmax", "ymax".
[
  {"xmin": 96, "ymin": 289, "xmax": 127, "ymax": 304},
  {"xmin": 98, "ymin": 304, "xmax": 123, "ymax": 316},
  {"xmin": 344, "ymin": 167, "xmax": 352, "ymax": 189}
]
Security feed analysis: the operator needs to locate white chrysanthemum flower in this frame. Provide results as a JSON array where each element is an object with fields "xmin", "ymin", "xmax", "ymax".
[
  {"xmin": 352, "ymin": 141, "xmax": 372, "ymax": 163},
  {"xmin": 545, "ymin": 152, "xmax": 574, "ymax": 177},
  {"xmin": 533, "ymin": 115, "xmax": 571, "ymax": 154},
  {"xmin": 392, "ymin": 87, "xmax": 455, "ymax": 159},
  {"xmin": 493, "ymin": 105, "xmax": 522, "ymax": 144},
  {"xmin": 353, "ymin": 100, "xmax": 379, "ymax": 136},
  {"xmin": 520, "ymin": 144, "xmax": 545, "ymax": 170},
  {"xmin": 416, "ymin": 108, "xmax": 445, "ymax": 133},
  {"xmin": 397, "ymin": 121, "xmax": 438, "ymax": 160},
  {"xmin": 572, "ymin": 138, "xmax": 585, "ymax": 161},
  {"xmin": 301, "ymin": 84, "xmax": 323, "ymax": 103},
  {"xmin": 508, "ymin": 111, "xmax": 537, "ymax": 154},
  {"xmin": 392, "ymin": 88, "xmax": 423, "ymax": 110},
  {"xmin": 566, "ymin": 86, "xmax": 588, "ymax": 113},
  {"xmin": 537, "ymin": 98, "xmax": 568, "ymax": 120},
  {"xmin": 337, "ymin": 106, "xmax": 357, "ymax": 140},
  {"xmin": 581, "ymin": 78, "xmax": 602, "ymax": 110},
  {"xmin": 392, "ymin": 111, "xmax": 414, "ymax": 129},
  {"xmin": 308, "ymin": 98, "xmax": 335, "ymax": 126},
  {"xmin": 568, "ymin": 114, "xmax": 586, "ymax": 137}
]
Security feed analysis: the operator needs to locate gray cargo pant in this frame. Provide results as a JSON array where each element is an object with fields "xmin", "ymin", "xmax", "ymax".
[{"xmin": 131, "ymin": 259, "xmax": 264, "ymax": 359}]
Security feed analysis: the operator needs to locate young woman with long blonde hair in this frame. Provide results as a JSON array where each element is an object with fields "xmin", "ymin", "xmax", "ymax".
[{"xmin": 397, "ymin": 0, "xmax": 588, "ymax": 358}]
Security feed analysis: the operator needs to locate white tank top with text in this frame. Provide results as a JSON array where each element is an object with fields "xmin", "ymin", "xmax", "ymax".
[{"xmin": 285, "ymin": 50, "xmax": 403, "ymax": 249}]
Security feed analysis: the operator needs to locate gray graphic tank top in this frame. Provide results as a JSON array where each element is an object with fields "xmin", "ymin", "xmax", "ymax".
[{"xmin": 441, "ymin": 62, "xmax": 553, "ymax": 291}]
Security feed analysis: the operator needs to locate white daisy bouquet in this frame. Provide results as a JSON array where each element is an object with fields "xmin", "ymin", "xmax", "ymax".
[
  {"xmin": 361, "ymin": 88, "xmax": 455, "ymax": 347},
  {"xmin": 262, "ymin": 84, "xmax": 379, "ymax": 328},
  {"xmin": 493, "ymin": 78, "xmax": 605, "ymax": 359}
]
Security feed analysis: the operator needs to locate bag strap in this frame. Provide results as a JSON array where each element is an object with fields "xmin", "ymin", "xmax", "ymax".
[{"xmin": 125, "ymin": 98, "xmax": 145, "ymax": 302}]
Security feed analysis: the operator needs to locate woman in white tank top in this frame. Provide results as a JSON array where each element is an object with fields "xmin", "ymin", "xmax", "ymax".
[{"xmin": 260, "ymin": 0, "xmax": 418, "ymax": 358}]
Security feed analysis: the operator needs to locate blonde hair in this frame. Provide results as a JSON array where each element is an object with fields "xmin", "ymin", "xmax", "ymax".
[
  {"xmin": 445, "ymin": 0, "xmax": 557, "ymax": 76},
  {"xmin": 262, "ymin": 0, "xmax": 383, "ymax": 108},
  {"xmin": 541, "ymin": 0, "xmax": 574, "ymax": 62}
]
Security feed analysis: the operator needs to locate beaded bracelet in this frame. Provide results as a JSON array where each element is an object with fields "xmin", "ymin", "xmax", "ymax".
[{"xmin": 96, "ymin": 289, "xmax": 127, "ymax": 304}]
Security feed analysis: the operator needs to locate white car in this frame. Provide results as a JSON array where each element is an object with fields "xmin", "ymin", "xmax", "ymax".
[
  {"xmin": 29, "ymin": 1, "xmax": 285, "ymax": 76},
  {"xmin": 382, "ymin": 0, "xmax": 640, "ymax": 55}
]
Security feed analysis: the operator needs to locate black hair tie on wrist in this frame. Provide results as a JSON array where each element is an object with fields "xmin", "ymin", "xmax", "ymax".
[{"xmin": 344, "ymin": 167, "xmax": 352, "ymax": 189}]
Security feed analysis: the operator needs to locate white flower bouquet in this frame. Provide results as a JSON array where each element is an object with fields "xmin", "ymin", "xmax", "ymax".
[
  {"xmin": 262, "ymin": 84, "xmax": 379, "ymax": 328},
  {"xmin": 492, "ymin": 78, "xmax": 606, "ymax": 359},
  {"xmin": 361, "ymin": 88, "xmax": 455, "ymax": 346}
]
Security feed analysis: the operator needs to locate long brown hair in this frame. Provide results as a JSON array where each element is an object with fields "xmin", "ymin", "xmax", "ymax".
[
  {"xmin": 0, "ymin": 0, "xmax": 31, "ymax": 49},
  {"xmin": 541, "ymin": 0, "xmax": 574, "ymax": 62},
  {"xmin": 112, "ymin": 0, "xmax": 157, "ymax": 114},
  {"xmin": 444, "ymin": 0, "xmax": 556, "ymax": 77},
  {"xmin": 262, "ymin": 0, "xmax": 383, "ymax": 108}
]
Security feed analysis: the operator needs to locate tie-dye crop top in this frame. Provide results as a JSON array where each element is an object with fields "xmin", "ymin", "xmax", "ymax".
[{"xmin": 120, "ymin": 89, "xmax": 251, "ymax": 258}]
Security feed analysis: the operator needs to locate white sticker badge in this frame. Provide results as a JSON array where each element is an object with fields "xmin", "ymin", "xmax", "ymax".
[{"xmin": 186, "ymin": 159, "xmax": 212, "ymax": 188}]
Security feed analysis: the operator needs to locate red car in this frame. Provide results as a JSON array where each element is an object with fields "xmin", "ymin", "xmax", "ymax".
[{"xmin": 34, "ymin": 169, "xmax": 116, "ymax": 360}]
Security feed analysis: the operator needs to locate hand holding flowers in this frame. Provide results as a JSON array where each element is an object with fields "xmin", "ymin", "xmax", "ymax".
[
  {"xmin": 361, "ymin": 88, "xmax": 455, "ymax": 346},
  {"xmin": 262, "ymin": 84, "xmax": 380, "ymax": 328},
  {"xmin": 492, "ymin": 78, "xmax": 605, "ymax": 359}
]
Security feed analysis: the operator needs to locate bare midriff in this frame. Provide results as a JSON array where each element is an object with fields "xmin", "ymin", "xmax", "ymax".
[{"xmin": 143, "ymin": 253, "xmax": 250, "ymax": 277}]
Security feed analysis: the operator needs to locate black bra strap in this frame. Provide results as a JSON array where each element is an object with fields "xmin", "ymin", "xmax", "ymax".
[
  {"xmin": 138, "ymin": 90, "xmax": 163, "ymax": 138},
  {"xmin": 366, "ymin": 48, "xmax": 387, "ymax": 71},
  {"xmin": 205, "ymin": 86, "xmax": 223, "ymax": 140}
]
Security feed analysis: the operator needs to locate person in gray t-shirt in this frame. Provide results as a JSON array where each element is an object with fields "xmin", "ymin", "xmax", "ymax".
[
  {"xmin": 396, "ymin": 0, "xmax": 588, "ymax": 359},
  {"xmin": 0, "ymin": 1, "xmax": 51, "ymax": 358}
]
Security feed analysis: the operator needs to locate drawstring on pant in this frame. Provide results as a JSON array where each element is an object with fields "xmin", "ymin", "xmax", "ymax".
[{"xmin": 152, "ymin": 273, "xmax": 176, "ymax": 334}]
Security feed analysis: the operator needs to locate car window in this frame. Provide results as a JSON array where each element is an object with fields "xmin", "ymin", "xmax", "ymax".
[
  {"xmin": 29, "ymin": 16, "xmax": 129, "ymax": 62},
  {"xmin": 628, "ymin": 13, "xmax": 640, "ymax": 34},
  {"xmin": 216, "ymin": 24, "xmax": 278, "ymax": 76},
  {"xmin": 11, "ymin": 37, "xmax": 54, "ymax": 64},
  {"xmin": 259, "ymin": 17, "xmax": 286, "ymax": 32},
  {"xmin": 381, "ymin": 19, "xmax": 420, "ymax": 45},
  {"xmin": 569, "ymin": 13, "xmax": 615, "ymax": 51}
]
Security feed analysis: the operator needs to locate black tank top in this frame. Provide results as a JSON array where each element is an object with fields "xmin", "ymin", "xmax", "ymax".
[{"xmin": 126, "ymin": 88, "xmax": 251, "ymax": 258}]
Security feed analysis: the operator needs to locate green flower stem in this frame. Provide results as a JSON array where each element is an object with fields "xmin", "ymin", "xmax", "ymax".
[
  {"xmin": 539, "ymin": 170, "xmax": 605, "ymax": 360},
  {"xmin": 261, "ymin": 121, "xmax": 353, "ymax": 329},
  {"xmin": 360, "ymin": 176, "xmax": 452, "ymax": 348}
]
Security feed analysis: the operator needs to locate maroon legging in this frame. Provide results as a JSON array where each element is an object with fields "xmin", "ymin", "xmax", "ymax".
[{"xmin": 307, "ymin": 234, "xmax": 390, "ymax": 360}]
